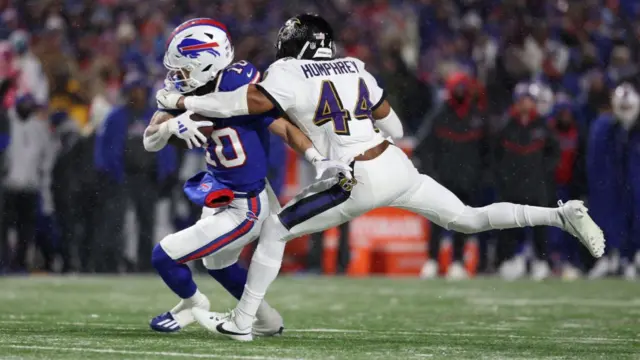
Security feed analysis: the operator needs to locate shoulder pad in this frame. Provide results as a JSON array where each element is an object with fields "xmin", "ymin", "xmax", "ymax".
[{"xmin": 218, "ymin": 60, "xmax": 261, "ymax": 92}]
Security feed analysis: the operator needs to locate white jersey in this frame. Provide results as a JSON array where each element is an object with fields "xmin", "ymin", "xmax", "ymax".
[{"xmin": 257, "ymin": 57, "xmax": 386, "ymax": 163}]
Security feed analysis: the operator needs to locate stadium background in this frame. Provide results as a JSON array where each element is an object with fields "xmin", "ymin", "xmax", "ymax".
[{"xmin": 0, "ymin": 0, "xmax": 639, "ymax": 280}]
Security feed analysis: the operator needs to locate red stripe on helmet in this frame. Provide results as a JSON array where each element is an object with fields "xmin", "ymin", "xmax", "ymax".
[{"xmin": 167, "ymin": 18, "xmax": 229, "ymax": 47}]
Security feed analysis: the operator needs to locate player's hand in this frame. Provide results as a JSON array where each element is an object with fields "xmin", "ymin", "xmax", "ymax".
[
  {"xmin": 156, "ymin": 88, "xmax": 183, "ymax": 109},
  {"xmin": 313, "ymin": 159, "xmax": 353, "ymax": 181},
  {"xmin": 166, "ymin": 114, "xmax": 213, "ymax": 149}
]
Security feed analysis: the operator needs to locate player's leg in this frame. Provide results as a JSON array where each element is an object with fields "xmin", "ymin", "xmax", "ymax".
[
  {"xmin": 150, "ymin": 193, "xmax": 266, "ymax": 332},
  {"xmin": 391, "ymin": 165, "xmax": 604, "ymax": 258},
  {"xmin": 193, "ymin": 149, "xmax": 417, "ymax": 340},
  {"xmin": 202, "ymin": 248, "xmax": 284, "ymax": 336}
]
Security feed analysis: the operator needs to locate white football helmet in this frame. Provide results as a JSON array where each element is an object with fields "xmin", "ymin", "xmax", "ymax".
[
  {"xmin": 529, "ymin": 82, "xmax": 555, "ymax": 117},
  {"xmin": 164, "ymin": 18, "xmax": 234, "ymax": 93},
  {"xmin": 612, "ymin": 83, "xmax": 640, "ymax": 130}
]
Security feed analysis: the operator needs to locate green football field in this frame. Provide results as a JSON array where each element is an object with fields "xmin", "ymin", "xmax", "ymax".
[{"xmin": 0, "ymin": 276, "xmax": 638, "ymax": 360}]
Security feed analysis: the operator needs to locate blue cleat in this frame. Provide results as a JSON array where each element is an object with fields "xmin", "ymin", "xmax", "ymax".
[{"xmin": 150, "ymin": 312, "xmax": 182, "ymax": 333}]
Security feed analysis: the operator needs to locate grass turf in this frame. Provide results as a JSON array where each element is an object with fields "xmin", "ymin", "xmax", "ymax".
[{"xmin": 0, "ymin": 276, "xmax": 638, "ymax": 360}]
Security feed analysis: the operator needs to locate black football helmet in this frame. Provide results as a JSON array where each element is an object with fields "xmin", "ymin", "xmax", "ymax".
[{"xmin": 275, "ymin": 14, "xmax": 336, "ymax": 60}]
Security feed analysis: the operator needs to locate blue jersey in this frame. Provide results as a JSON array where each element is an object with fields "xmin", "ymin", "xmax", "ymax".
[{"xmin": 167, "ymin": 60, "xmax": 276, "ymax": 193}]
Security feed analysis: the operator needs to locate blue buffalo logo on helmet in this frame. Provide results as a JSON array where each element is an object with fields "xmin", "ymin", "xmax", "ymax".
[{"xmin": 177, "ymin": 38, "xmax": 220, "ymax": 59}]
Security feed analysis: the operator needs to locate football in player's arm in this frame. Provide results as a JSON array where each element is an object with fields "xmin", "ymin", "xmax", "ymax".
[{"xmin": 143, "ymin": 103, "xmax": 351, "ymax": 181}]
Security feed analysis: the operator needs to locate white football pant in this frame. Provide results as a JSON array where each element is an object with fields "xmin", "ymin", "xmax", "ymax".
[{"xmin": 159, "ymin": 190, "xmax": 268, "ymax": 270}]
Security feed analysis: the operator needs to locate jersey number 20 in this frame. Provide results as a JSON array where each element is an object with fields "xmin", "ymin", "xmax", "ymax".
[
  {"xmin": 205, "ymin": 128, "xmax": 246, "ymax": 168},
  {"xmin": 313, "ymin": 78, "xmax": 373, "ymax": 136}
]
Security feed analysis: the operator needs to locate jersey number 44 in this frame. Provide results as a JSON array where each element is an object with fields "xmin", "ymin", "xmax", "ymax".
[{"xmin": 313, "ymin": 78, "xmax": 377, "ymax": 136}]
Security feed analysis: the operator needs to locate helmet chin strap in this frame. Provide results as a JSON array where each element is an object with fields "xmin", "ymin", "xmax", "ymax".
[{"xmin": 296, "ymin": 41, "xmax": 311, "ymax": 59}]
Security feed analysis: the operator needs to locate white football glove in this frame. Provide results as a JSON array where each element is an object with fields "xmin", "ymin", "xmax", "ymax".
[
  {"xmin": 312, "ymin": 159, "xmax": 353, "ymax": 181},
  {"xmin": 156, "ymin": 88, "xmax": 183, "ymax": 110},
  {"xmin": 166, "ymin": 112, "xmax": 213, "ymax": 149}
]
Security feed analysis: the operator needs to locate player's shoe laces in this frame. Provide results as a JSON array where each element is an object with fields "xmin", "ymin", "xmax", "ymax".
[
  {"xmin": 558, "ymin": 200, "xmax": 605, "ymax": 258},
  {"xmin": 150, "ymin": 296, "xmax": 210, "ymax": 333},
  {"xmin": 192, "ymin": 308, "xmax": 253, "ymax": 341}
]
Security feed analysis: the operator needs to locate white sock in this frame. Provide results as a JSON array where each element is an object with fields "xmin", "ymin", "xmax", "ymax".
[
  {"xmin": 485, "ymin": 203, "xmax": 563, "ymax": 229},
  {"xmin": 234, "ymin": 216, "xmax": 288, "ymax": 329},
  {"xmin": 235, "ymin": 240, "xmax": 285, "ymax": 329},
  {"xmin": 171, "ymin": 289, "xmax": 209, "ymax": 326},
  {"xmin": 451, "ymin": 203, "xmax": 563, "ymax": 233}
]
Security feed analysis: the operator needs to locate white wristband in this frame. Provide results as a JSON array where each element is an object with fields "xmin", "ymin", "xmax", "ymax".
[
  {"xmin": 304, "ymin": 147, "xmax": 324, "ymax": 163},
  {"xmin": 143, "ymin": 122, "xmax": 170, "ymax": 152}
]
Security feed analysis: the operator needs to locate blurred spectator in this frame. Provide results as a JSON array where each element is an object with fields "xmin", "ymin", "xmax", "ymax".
[
  {"xmin": 8, "ymin": 30, "xmax": 48, "ymax": 106},
  {"xmin": 578, "ymin": 69, "xmax": 611, "ymax": 126},
  {"xmin": 493, "ymin": 84, "xmax": 559, "ymax": 281},
  {"xmin": 379, "ymin": 51, "xmax": 432, "ymax": 133},
  {"xmin": 586, "ymin": 83, "xmax": 637, "ymax": 279},
  {"xmin": 548, "ymin": 93, "xmax": 589, "ymax": 279},
  {"xmin": 1, "ymin": 94, "xmax": 56, "ymax": 272},
  {"xmin": 49, "ymin": 111, "xmax": 81, "ymax": 273},
  {"xmin": 414, "ymin": 72, "xmax": 489, "ymax": 280},
  {"xmin": 94, "ymin": 73, "xmax": 177, "ymax": 272}
]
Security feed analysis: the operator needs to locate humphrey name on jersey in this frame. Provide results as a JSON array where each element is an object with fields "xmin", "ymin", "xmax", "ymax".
[{"xmin": 300, "ymin": 60, "xmax": 360, "ymax": 78}]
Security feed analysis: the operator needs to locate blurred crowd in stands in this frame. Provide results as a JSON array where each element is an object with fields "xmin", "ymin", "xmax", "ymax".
[{"xmin": 0, "ymin": 0, "xmax": 639, "ymax": 280}]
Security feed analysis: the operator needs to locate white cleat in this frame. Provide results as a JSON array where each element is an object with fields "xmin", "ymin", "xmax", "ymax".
[
  {"xmin": 253, "ymin": 306, "xmax": 284, "ymax": 337},
  {"xmin": 150, "ymin": 296, "xmax": 210, "ymax": 333},
  {"xmin": 192, "ymin": 308, "xmax": 253, "ymax": 342},
  {"xmin": 623, "ymin": 263, "xmax": 637, "ymax": 281},
  {"xmin": 499, "ymin": 255, "xmax": 526, "ymax": 281},
  {"xmin": 420, "ymin": 260, "xmax": 438, "ymax": 279},
  {"xmin": 446, "ymin": 262, "xmax": 468, "ymax": 280},
  {"xmin": 588, "ymin": 257, "xmax": 610, "ymax": 279},
  {"xmin": 531, "ymin": 260, "xmax": 551, "ymax": 281},
  {"xmin": 558, "ymin": 201, "xmax": 605, "ymax": 258},
  {"xmin": 561, "ymin": 264, "xmax": 582, "ymax": 281}
]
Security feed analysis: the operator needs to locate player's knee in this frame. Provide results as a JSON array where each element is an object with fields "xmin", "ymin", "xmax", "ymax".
[
  {"xmin": 151, "ymin": 242, "xmax": 174, "ymax": 271},
  {"xmin": 264, "ymin": 214, "xmax": 292, "ymax": 242},
  {"xmin": 447, "ymin": 206, "xmax": 486, "ymax": 234}
]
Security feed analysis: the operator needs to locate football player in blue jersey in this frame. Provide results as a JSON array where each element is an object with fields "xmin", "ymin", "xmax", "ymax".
[{"xmin": 142, "ymin": 18, "xmax": 351, "ymax": 335}]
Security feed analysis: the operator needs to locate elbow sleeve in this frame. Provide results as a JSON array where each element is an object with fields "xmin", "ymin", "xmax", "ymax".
[
  {"xmin": 184, "ymin": 85, "xmax": 249, "ymax": 118},
  {"xmin": 376, "ymin": 108, "xmax": 404, "ymax": 139}
]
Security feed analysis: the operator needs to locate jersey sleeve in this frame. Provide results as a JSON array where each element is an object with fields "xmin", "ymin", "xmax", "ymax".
[
  {"xmin": 255, "ymin": 60, "xmax": 299, "ymax": 115},
  {"xmin": 347, "ymin": 57, "xmax": 386, "ymax": 111},
  {"xmin": 217, "ymin": 61, "xmax": 261, "ymax": 92}
]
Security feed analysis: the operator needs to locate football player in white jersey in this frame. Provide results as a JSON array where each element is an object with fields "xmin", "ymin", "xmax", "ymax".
[{"xmin": 156, "ymin": 14, "xmax": 606, "ymax": 341}]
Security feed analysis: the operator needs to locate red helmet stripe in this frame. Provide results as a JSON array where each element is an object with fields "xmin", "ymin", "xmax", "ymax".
[
  {"xmin": 167, "ymin": 18, "xmax": 229, "ymax": 47},
  {"xmin": 179, "ymin": 42, "xmax": 220, "ymax": 51}
]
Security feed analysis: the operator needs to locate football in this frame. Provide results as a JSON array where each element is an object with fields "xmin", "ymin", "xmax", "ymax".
[{"xmin": 168, "ymin": 113, "xmax": 214, "ymax": 149}]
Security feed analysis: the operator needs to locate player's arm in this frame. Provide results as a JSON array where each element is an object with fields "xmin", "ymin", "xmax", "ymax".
[
  {"xmin": 371, "ymin": 100, "xmax": 404, "ymax": 139},
  {"xmin": 143, "ymin": 110, "xmax": 213, "ymax": 151},
  {"xmin": 268, "ymin": 117, "xmax": 317, "ymax": 159},
  {"xmin": 175, "ymin": 84, "xmax": 275, "ymax": 116},
  {"xmin": 157, "ymin": 62, "xmax": 296, "ymax": 119},
  {"xmin": 143, "ymin": 111, "xmax": 176, "ymax": 152},
  {"xmin": 268, "ymin": 117, "xmax": 353, "ymax": 180}
]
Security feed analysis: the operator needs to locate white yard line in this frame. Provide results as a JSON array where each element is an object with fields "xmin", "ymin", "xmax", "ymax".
[
  {"xmin": 468, "ymin": 298, "xmax": 640, "ymax": 307},
  {"xmin": 1, "ymin": 320, "xmax": 636, "ymax": 344},
  {"xmin": 2, "ymin": 345, "xmax": 301, "ymax": 360}
]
